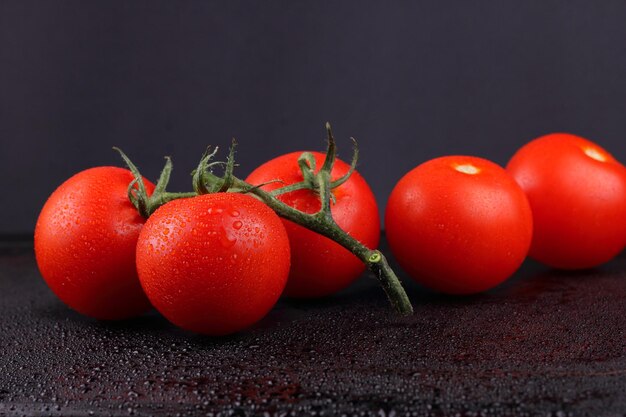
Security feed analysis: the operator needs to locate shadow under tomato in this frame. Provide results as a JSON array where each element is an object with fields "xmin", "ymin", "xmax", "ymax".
[{"xmin": 391, "ymin": 254, "xmax": 619, "ymax": 308}]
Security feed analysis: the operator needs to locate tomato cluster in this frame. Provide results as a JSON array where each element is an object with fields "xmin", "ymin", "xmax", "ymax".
[
  {"xmin": 35, "ymin": 147, "xmax": 381, "ymax": 335},
  {"xmin": 34, "ymin": 131, "xmax": 626, "ymax": 335}
]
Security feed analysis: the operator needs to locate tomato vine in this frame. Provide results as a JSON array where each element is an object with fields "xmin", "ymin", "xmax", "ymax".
[{"xmin": 115, "ymin": 123, "xmax": 414, "ymax": 315}]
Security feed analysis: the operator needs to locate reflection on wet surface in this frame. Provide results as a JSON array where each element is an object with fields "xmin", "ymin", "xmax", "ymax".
[{"xmin": 1, "ymin": 243, "xmax": 625, "ymax": 416}]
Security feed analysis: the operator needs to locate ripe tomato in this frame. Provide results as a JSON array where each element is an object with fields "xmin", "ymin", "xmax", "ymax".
[
  {"xmin": 506, "ymin": 133, "xmax": 626, "ymax": 269},
  {"xmin": 246, "ymin": 152, "xmax": 380, "ymax": 298},
  {"xmin": 136, "ymin": 193, "xmax": 290, "ymax": 336},
  {"xmin": 34, "ymin": 167, "xmax": 154, "ymax": 320},
  {"xmin": 385, "ymin": 156, "xmax": 533, "ymax": 294}
]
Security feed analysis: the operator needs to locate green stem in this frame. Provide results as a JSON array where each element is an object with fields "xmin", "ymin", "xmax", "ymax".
[
  {"xmin": 150, "ymin": 191, "xmax": 197, "ymax": 208},
  {"xmin": 116, "ymin": 123, "xmax": 414, "ymax": 315}
]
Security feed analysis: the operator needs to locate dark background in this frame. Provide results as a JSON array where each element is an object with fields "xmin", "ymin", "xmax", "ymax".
[{"xmin": 2, "ymin": 0, "xmax": 626, "ymax": 235}]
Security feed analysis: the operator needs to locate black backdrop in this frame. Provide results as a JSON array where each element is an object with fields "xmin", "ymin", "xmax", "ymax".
[{"xmin": 2, "ymin": 0, "xmax": 626, "ymax": 234}]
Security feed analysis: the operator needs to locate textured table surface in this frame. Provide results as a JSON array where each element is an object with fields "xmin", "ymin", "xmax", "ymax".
[{"xmin": 0, "ymin": 239, "xmax": 625, "ymax": 417}]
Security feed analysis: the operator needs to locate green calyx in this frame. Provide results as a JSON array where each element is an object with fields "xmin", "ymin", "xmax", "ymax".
[
  {"xmin": 270, "ymin": 124, "xmax": 359, "ymax": 203},
  {"xmin": 113, "ymin": 147, "xmax": 195, "ymax": 218}
]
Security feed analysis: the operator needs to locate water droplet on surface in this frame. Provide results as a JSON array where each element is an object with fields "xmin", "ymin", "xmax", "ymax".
[{"xmin": 232, "ymin": 221, "xmax": 243, "ymax": 230}]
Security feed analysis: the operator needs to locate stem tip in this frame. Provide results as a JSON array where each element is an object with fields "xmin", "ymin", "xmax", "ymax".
[{"xmin": 368, "ymin": 252, "xmax": 382, "ymax": 263}]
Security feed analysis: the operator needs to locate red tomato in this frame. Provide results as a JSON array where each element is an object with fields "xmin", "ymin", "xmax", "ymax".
[
  {"xmin": 34, "ymin": 167, "xmax": 154, "ymax": 320},
  {"xmin": 385, "ymin": 156, "xmax": 533, "ymax": 294},
  {"xmin": 246, "ymin": 152, "xmax": 380, "ymax": 298},
  {"xmin": 136, "ymin": 193, "xmax": 290, "ymax": 336},
  {"xmin": 506, "ymin": 133, "xmax": 626, "ymax": 269}
]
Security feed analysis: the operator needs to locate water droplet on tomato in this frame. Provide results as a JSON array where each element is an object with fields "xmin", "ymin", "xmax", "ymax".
[
  {"xmin": 230, "ymin": 210, "xmax": 240, "ymax": 217},
  {"xmin": 232, "ymin": 221, "xmax": 243, "ymax": 230}
]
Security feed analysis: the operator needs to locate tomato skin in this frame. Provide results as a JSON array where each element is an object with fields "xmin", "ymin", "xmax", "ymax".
[
  {"xmin": 34, "ymin": 167, "xmax": 154, "ymax": 320},
  {"xmin": 136, "ymin": 193, "xmax": 290, "ymax": 336},
  {"xmin": 246, "ymin": 152, "xmax": 380, "ymax": 298},
  {"xmin": 385, "ymin": 156, "xmax": 533, "ymax": 295},
  {"xmin": 506, "ymin": 133, "xmax": 626, "ymax": 269}
]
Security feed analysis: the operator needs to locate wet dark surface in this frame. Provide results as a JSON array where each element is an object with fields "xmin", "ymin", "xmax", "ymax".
[{"xmin": 0, "ymin": 239, "xmax": 625, "ymax": 417}]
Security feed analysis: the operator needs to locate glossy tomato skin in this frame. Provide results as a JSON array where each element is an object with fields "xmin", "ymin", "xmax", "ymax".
[
  {"xmin": 136, "ymin": 193, "xmax": 290, "ymax": 336},
  {"xmin": 506, "ymin": 133, "xmax": 626, "ymax": 269},
  {"xmin": 386, "ymin": 156, "xmax": 533, "ymax": 295},
  {"xmin": 34, "ymin": 167, "xmax": 154, "ymax": 320},
  {"xmin": 246, "ymin": 152, "xmax": 380, "ymax": 298}
]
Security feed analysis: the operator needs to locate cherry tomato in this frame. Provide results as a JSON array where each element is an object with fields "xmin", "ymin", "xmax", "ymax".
[
  {"xmin": 136, "ymin": 193, "xmax": 290, "ymax": 336},
  {"xmin": 34, "ymin": 167, "xmax": 154, "ymax": 320},
  {"xmin": 385, "ymin": 156, "xmax": 533, "ymax": 294},
  {"xmin": 246, "ymin": 152, "xmax": 380, "ymax": 298},
  {"xmin": 506, "ymin": 133, "xmax": 626, "ymax": 269}
]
